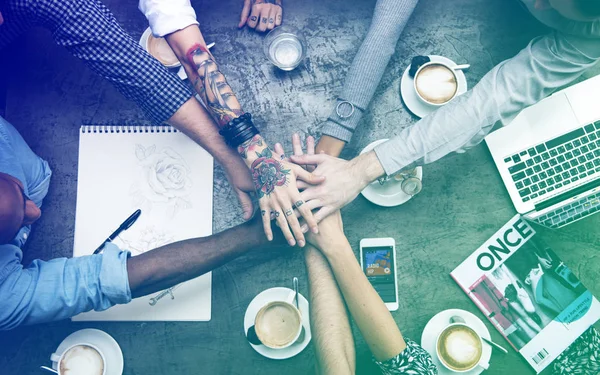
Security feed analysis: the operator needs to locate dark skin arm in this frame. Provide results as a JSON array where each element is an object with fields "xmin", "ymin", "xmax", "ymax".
[{"xmin": 127, "ymin": 216, "xmax": 283, "ymax": 298}]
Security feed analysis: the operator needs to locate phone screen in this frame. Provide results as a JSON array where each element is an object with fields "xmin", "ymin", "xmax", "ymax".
[{"xmin": 362, "ymin": 246, "xmax": 396, "ymax": 303}]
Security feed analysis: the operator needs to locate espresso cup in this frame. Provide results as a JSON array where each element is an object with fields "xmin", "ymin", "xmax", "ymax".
[
  {"xmin": 252, "ymin": 292, "xmax": 303, "ymax": 350},
  {"xmin": 50, "ymin": 343, "xmax": 106, "ymax": 375},
  {"xmin": 145, "ymin": 33, "xmax": 181, "ymax": 68},
  {"xmin": 414, "ymin": 61, "xmax": 459, "ymax": 106},
  {"xmin": 435, "ymin": 323, "xmax": 489, "ymax": 373}
]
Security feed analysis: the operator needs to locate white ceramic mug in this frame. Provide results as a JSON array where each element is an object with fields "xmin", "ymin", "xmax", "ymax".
[
  {"xmin": 253, "ymin": 291, "xmax": 303, "ymax": 350},
  {"xmin": 50, "ymin": 343, "xmax": 106, "ymax": 375},
  {"xmin": 413, "ymin": 61, "xmax": 459, "ymax": 107},
  {"xmin": 435, "ymin": 322, "xmax": 489, "ymax": 373}
]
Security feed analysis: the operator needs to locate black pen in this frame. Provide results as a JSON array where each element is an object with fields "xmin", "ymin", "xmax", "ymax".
[{"xmin": 93, "ymin": 209, "xmax": 142, "ymax": 254}]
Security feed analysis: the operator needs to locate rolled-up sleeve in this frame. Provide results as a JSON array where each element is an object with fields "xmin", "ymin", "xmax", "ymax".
[
  {"xmin": 374, "ymin": 31, "xmax": 600, "ymax": 175},
  {"xmin": 25, "ymin": 0, "xmax": 194, "ymax": 124},
  {"xmin": 0, "ymin": 243, "xmax": 131, "ymax": 331},
  {"xmin": 139, "ymin": 0, "xmax": 199, "ymax": 38}
]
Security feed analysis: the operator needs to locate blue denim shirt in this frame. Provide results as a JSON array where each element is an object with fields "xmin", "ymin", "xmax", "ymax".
[{"xmin": 0, "ymin": 117, "xmax": 131, "ymax": 330}]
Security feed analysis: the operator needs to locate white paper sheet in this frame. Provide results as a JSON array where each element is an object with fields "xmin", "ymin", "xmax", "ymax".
[{"xmin": 72, "ymin": 125, "xmax": 213, "ymax": 321}]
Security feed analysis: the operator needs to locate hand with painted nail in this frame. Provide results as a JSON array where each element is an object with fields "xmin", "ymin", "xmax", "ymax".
[
  {"xmin": 239, "ymin": 0, "xmax": 283, "ymax": 32},
  {"xmin": 239, "ymin": 134, "xmax": 323, "ymax": 247}
]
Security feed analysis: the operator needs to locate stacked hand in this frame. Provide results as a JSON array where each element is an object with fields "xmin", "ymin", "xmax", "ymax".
[{"xmin": 239, "ymin": 0, "xmax": 283, "ymax": 32}]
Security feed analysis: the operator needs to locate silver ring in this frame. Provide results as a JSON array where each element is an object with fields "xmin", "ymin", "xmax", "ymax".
[{"xmin": 336, "ymin": 101, "xmax": 355, "ymax": 119}]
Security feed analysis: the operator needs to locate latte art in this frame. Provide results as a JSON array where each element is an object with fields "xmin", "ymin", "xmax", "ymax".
[
  {"xmin": 255, "ymin": 301, "xmax": 302, "ymax": 349},
  {"xmin": 59, "ymin": 345, "xmax": 104, "ymax": 375},
  {"xmin": 415, "ymin": 64, "xmax": 458, "ymax": 105},
  {"xmin": 147, "ymin": 34, "xmax": 179, "ymax": 66},
  {"xmin": 437, "ymin": 325, "xmax": 482, "ymax": 371}
]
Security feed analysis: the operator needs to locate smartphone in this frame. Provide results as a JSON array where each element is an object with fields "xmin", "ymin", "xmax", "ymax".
[{"xmin": 359, "ymin": 238, "xmax": 399, "ymax": 311}]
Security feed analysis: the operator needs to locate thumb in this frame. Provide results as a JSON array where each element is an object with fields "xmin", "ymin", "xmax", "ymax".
[
  {"xmin": 239, "ymin": 0, "xmax": 251, "ymax": 28},
  {"xmin": 290, "ymin": 153, "xmax": 328, "ymax": 166},
  {"xmin": 293, "ymin": 165, "xmax": 325, "ymax": 185},
  {"xmin": 236, "ymin": 188, "xmax": 255, "ymax": 220}
]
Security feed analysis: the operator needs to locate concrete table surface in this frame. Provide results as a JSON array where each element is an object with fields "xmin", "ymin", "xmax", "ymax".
[{"xmin": 1, "ymin": 0, "xmax": 599, "ymax": 374}]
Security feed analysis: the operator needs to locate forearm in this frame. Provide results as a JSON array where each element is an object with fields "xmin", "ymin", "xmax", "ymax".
[
  {"xmin": 165, "ymin": 25, "xmax": 244, "ymax": 128},
  {"xmin": 321, "ymin": 0, "xmax": 418, "ymax": 143},
  {"xmin": 127, "ymin": 218, "xmax": 278, "ymax": 297},
  {"xmin": 304, "ymin": 246, "xmax": 355, "ymax": 375},
  {"xmin": 322, "ymin": 239, "xmax": 406, "ymax": 361},
  {"xmin": 316, "ymin": 135, "xmax": 346, "ymax": 158},
  {"xmin": 374, "ymin": 32, "xmax": 600, "ymax": 175}
]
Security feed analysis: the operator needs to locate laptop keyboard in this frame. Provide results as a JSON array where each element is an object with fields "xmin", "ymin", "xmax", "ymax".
[
  {"xmin": 534, "ymin": 192, "xmax": 600, "ymax": 228},
  {"xmin": 505, "ymin": 122, "xmax": 600, "ymax": 202}
]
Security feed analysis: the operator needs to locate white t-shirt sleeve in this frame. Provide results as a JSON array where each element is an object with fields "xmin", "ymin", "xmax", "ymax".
[{"xmin": 139, "ymin": 0, "xmax": 199, "ymax": 37}]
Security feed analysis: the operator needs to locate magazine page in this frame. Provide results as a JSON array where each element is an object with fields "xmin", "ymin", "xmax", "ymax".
[{"xmin": 451, "ymin": 214, "xmax": 600, "ymax": 373}]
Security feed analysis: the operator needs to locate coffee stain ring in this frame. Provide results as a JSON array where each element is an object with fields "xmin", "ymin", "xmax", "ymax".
[{"xmin": 336, "ymin": 101, "xmax": 355, "ymax": 119}]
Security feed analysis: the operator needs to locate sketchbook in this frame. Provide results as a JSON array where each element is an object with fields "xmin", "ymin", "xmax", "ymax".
[{"xmin": 72, "ymin": 125, "xmax": 213, "ymax": 321}]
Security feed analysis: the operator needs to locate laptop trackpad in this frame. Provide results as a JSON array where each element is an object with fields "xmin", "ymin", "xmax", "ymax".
[{"xmin": 521, "ymin": 93, "xmax": 580, "ymax": 141}]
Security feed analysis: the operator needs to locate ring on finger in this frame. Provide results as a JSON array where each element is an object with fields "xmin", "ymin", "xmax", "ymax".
[{"xmin": 284, "ymin": 209, "xmax": 294, "ymax": 217}]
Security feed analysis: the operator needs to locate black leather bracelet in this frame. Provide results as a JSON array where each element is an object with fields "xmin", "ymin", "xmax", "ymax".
[{"xmin": 219, "ymin": 113, "xmax": 260, "ymax": 147}]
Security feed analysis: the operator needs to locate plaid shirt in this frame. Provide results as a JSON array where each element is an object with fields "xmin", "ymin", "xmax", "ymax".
[{"xmin": 0, "ymin": 0, "xmax": 194, "ymax": 124}]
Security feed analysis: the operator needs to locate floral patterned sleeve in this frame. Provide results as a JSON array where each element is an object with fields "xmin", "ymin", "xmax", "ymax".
[{"xmin": 374, "ymin": 338, "xmax": 438, "ymax": 375}]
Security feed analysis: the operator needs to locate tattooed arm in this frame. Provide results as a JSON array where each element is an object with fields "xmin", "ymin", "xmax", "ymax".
[
  {"xmin": 239, "ymin": 0, "xmax": 283, "ymax": 32},
  {"xmin": 164, "ymin": 25, "xmax": 322, "ymax": 246}
]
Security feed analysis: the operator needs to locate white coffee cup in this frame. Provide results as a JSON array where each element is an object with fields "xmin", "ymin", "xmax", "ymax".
[
  {"xmin": 50, "ymin": 343, "xmax": 106, "ymax": 375},
  {"xmin": 435, "ymin": 323, "xmax": 489, "ymax": 373},
  {"xmin": 253, "ymin": 291, "xmax": 303, "ymax": 350},
  {"xmin": 413, "ymin": 61, "xmax": 459, "ymax": 106}
]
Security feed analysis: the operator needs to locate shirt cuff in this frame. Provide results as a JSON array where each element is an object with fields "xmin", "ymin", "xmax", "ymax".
[
  {"xmin": 139, "ymin": 0, "xmax": 199, "ymax": 37},
  {"xmin": 99, "ymin": 243, "xmax": 132, "ymax": 305}
]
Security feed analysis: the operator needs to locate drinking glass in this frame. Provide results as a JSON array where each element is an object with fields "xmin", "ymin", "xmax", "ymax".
[{"xmin": 263, "ymin": 26, "xmax": 307, "ymax": 71}]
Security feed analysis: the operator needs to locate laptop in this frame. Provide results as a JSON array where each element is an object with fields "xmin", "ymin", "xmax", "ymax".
[{"xmin": 486, "ymin": 74, "xmax": 600, "ymax": 229}]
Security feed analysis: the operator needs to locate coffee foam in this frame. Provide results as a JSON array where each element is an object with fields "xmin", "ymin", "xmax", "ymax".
[
  {"xmin": 438, "ymin": 327, "xmax": 482, "ymax": 371},
  {"xmin": 147, "ymin": 35, "xmax": 179, "ymax": 66},
  {"xmin": 60, "ymin": 345, "xmax": 104, "ymax": 375},
  {"xmin": 255, "ymin": 302, "xmax": 301, "ymax": 348},
  {"xmin": 415, "ymin": 64, "xmax": 458, "ymax": 104}
]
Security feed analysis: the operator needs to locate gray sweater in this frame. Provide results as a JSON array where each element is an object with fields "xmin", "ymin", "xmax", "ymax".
[{"xmin": 321, "ymin": 0, "xmax": 419, "ymax": 142}]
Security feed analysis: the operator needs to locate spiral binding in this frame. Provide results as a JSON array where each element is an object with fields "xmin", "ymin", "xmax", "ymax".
[{"xmin": 80, "ymin": 125, "xmax": 179, "ymax": 134}]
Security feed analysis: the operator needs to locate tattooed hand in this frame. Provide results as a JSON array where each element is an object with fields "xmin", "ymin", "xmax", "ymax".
[
  {"xmin": 239, "ymin": 134, "xmax": 324, "ymax": 247},
  {"xmin": 239, "ymin": 0, "xmax": 283, "ymax": 32}
]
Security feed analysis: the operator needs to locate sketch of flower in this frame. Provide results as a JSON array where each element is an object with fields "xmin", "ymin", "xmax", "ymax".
[
  {"xmin": 117, "ymin": 225, "xmax": 175, "ymax": 256},
  {"xmin": 130, "ymin": 144, "xmax": 193, "ymax": 217}
]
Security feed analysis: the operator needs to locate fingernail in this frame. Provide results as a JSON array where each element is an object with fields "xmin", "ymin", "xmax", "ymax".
[
  {"xmin": 301, "ymin": 225, "xmax": 309, "ymax": 233},
  {"xmin": 288, "ymin": 239, "xmax": 296, "ymax": 246},
  {"xmin": 298, "ymin": 240, "xmax": 305, "ymax": 247},
  {"xmin": 268, "ymin": 234, "xmax": 273, "ymax": 241},
  {"xmin": 312, "ymin": 227, "xmax": 319, "ymax": 234}
]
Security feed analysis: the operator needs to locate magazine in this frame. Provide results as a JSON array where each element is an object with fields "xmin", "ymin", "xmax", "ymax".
[{"xmin": 451, "ymin": 214, "xmax": 600, "ymax": 373}]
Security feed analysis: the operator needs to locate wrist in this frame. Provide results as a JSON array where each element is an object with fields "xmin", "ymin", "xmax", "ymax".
[
  {"xmin": 352, "ymin": 151, "xmax": 384, "ymax": 187},
  {"xmin": 239, "ymin": 135, "xmax": 269, "ymax": 165},
  {"xmin": 316, "ymin": 135, "xmax": 346, "ymax": 157}
]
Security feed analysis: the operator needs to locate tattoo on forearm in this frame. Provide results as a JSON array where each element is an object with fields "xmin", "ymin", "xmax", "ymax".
[
  {"xmin": 251, "ymin": 148, "xmax": 290, "ymax": 198},
  {"xmin": 238, "ymin": 134, "xmax": 264, "ymax": 159},
  {"xmin": 186, "ymin": 44, "xmax": 244, "ymax": 126}
]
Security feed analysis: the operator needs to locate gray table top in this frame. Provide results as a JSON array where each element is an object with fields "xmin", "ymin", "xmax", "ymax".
[{"xmin": 1, "ymin": 0, "xmax": 599, "ymax": 374}]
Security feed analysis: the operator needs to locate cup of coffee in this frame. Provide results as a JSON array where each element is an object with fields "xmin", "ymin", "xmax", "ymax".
[
  {"xmin": 50, "ymin": 343, "xmax": 105, "ymax": 375},
  {"xmin": 436, "ymin": 323, "xmax": 489, "ymax": 373},
  {"xmin": 392, "ymin": 168, "xmax": 423, "ymax": 196},
  {"xmin": 145, "ymin": 33, "xmax": 180, "ymax": 68},
  {"xmin": 251, "ymin": 293, "xmax": 303, "ymax": 349},
  {"xmin": 414, "ymin": 61, "xmax": 458, "ymax": 106}
]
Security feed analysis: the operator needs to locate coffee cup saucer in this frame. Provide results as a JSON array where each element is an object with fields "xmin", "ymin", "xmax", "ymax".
[
  {"xmin": 420, "ymin": 309, "xmax": 492, "ymax": 375},
  {"xmin": 360, "ymin": 139, "xmax": 423, "ymax": 207},
  {"xmin": 139, "ymin": 27, "xmax": 186, "ymax": 80},
  {"xmin": 244, "ymin": 287, "xmax": 312, "ymax": 360},
  {"xmin": 400, "ymin": 55, "xmax": 468, "ymax": 119},
  {"xmin": 51, "ymin": 329, "xmax": 123, "ymax": 374}
]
